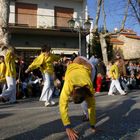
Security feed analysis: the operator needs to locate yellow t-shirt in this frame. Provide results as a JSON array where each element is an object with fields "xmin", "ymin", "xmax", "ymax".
[
  {"xmin": 109, "ymin": 64, "xmax": 120, "ymax": 79},
  {"xmin": 5, "ymin": 50, "xmax": 16, "ymax": 78},
  {"xmin": 28, "ymin": 53, "xmax": 60, "ymax": 75},
  {"xmin": 59, "ymin": 63, "xmax": 96, "ymax": 127},
  {"xmin": 0, "ymin": 62, "xmax": 6, "ymax": 82}
]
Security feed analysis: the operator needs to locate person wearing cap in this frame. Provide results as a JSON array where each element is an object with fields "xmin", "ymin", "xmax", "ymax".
[
  {"xmin": 0, "ymin": 46, "xmax": 17, "ymax": 103},
  {"xmin": 59, "ymin": 57, "xmax": 96, "ymax": 140},
  {"xmin": 25, "ymin": 45, "xmax": 60, "ymax": 107}
]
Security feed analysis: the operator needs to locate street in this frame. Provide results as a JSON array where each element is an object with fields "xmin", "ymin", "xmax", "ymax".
[{"xmin": 0, "ymin": 90, "xmax": 140, "ymax": 140}]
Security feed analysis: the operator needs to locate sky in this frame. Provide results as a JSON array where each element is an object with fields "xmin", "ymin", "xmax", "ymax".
[{"xmin": 87, "ymin": 0, "xmax": 140, "ymax": 35}]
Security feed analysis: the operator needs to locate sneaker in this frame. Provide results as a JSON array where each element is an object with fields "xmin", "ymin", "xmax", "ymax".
[
  {"xmin": 22, "ymin": 96, "xmax": 27, "ymax": 99},
  {"xmin": 108, "ymin": 93, "xmax": 115, "ymax": 96},
  {"xmin": 45, "ymin": 101, "xmax": 50, "ymax": 107},
  {"xmin": 121, "ymin": 92, "xmax": 127, "ymax": 95},
  {"xmin": 0, "ymin": 96, "xmax": 7, "ymax": 102},
  {"xmin": 50, "ymin": 101, "xmax": 56, "ymax": 105}
]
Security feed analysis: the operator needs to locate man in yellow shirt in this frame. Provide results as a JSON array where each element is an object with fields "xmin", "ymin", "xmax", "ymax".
[
  {"xmin": 108, "ymin": 59, "xmax": 127, "ymax": 96},
  {"xmin": 25, "ymin": 45, "xmax": 60, "ymax": 106},
  {"xmin": 0, "ymin": 46, "xmax": 17, "ymax": 103},
  {"xmin": 59, "ymin": 60, "xmax": 96, "ymax": 140}
]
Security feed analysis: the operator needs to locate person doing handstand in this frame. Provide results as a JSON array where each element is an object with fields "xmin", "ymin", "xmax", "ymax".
[{"xmin": 59, "ymin": 58, "xmax": 96, "ymax": 140}]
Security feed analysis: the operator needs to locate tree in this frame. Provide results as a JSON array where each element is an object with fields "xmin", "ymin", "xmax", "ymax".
[
  {"xmin": 129, "ymin": 0, "xmax": 140, "ymax": 24},
  {"xmin": 0, "ymin": 0, "xmax": 10, "ymax": 46},
  {"xmin": 91, "ymin": 0, "xmax": 130, "ymax": 66}
]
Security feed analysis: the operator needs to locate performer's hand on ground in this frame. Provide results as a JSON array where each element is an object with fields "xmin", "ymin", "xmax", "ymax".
[
  {"xmin": 66, "ymin": 128, "xmax": 79, "ymax": 140},
  {"xmin": 91, "ymin": 127, "xmax": 97, "ymax": 134}
]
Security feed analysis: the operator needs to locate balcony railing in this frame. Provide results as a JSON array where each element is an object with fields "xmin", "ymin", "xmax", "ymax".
[
  {"xmin": 9, "ymin": 12, "xmax": 87, "ymax": 30},
  {"xmin": 9, "ymin": 12, "xmax": 67, "ymax": 29}
]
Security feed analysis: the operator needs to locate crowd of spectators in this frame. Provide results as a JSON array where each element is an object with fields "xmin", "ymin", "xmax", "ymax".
[{"xmin": 0, "ymin": 52, "xmax": 140, "ymax": 99}]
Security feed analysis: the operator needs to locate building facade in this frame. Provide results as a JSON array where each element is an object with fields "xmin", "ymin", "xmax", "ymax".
[
  {"xmin": 110, "ymin": 29, "xmax": 140, "ymax": 60},
  {"xmin": 9, "ymin": 0, "xmax": 90, "ymax": 63}
]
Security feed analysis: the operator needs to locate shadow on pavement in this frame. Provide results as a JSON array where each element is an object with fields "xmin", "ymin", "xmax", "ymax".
[
  {"xmin": 61, "ymin": 95, "xmax": 140, "ymax": 140},
  {"xmin": 83, "ymin": 96, "xmax": 140, "ymax": 140},
  {"xmin": 4, "ymin": 94, "xmax": 140, "ymax": 140},
  {"xmin": 0, "ymin": 104, "xmax": 14, "ymax": 109},
  {"xmin": 0, "ymin": 113, "xmax": 13, "ymax": 119},
  {"xmin": 5, "ymin": 115, "xmax": 83, "ymax": 140}
]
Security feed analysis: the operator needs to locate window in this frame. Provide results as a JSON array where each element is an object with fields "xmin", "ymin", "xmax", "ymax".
[
  {"xmin": 15, "ymin": 2, "xmax": 37, "ymax": 27},
  {"xmin": 55, "ymin": 7, "xmax": 74, "ymax": 28}
]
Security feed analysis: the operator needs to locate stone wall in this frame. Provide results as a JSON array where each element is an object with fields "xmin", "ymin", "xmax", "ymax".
[{"xmin": 118, "ymin": 35, "xmax": 140, "ymax": 60}]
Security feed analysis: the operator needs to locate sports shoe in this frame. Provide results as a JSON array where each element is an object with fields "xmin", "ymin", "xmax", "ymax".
[
  {"xmin": 0, "ymin": 96, "xmax": 7, "ymax": 102},
  {"xmin": 45, "ymin": 101, "xmax": 50, "ymax": 107},
  {"xmin": 121, "ymin": 92, "xmax": 127, "ymax": 95},
  {"xmin": 50, "ymin": 101, "xmax": 56, "ymax": 105},
  {"xmin": 108, "ymin": 93, "xmax": 115, "ymax": 96}
]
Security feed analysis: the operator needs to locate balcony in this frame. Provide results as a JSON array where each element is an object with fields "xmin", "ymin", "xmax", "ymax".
[
  {"xmin": 9, "ymin": 12, "xmax": 74, "ymax": 29},
  {"xmin": 9, "ymin": 12, "xmax": 89, "ymax": 37}
]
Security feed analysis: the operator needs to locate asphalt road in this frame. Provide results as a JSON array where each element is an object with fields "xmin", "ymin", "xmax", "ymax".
[{"xmin": 0, "ymin": 90, "xmax": 140, "ymax": 140}]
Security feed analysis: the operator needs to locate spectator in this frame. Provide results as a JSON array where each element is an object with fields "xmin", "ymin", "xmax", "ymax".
[
  {"xmin": 95, "ymin": 58, "xmax": 106, "ymax": 92},
  {"xmin": 89, "ymin": 54, "xmax": 99, "ymax": 67},
  {"xmin": 95, "ymin": 73, "xmax": 102, "ymax": 93},
  {"xmin": 127, "ymin": 61, "xmax": 135, "ymax": 76},
  {"xmin": 0, "ymin": 55, "xmax": 6, "ymax": 93},
  {"xmin": 127, "ymin": 74, "xmax": 137, "ymax": 89},
  {"xmin": 136, "ymin": 73, "xmax": 140, "ymax": 89}
]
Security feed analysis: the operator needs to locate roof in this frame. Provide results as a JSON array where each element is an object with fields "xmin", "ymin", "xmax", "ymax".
[
  {"xmin": 110, "ymin": 38, "xmax": 124, "ymax": 45},
  {"xmin": 120, "ymin": 29, "xmax": 137, "ymax": 35},
  {"xmin": 123, "ymin": 35, "xmax": 140, "ymax": 40}
]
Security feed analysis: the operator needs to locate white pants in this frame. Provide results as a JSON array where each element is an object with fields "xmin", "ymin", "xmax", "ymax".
[
  {"xmin": 108, "ymin": 79, "xmax": 126, "ymax": 95},
  {"xmin": 81, "ymin": 100, "xmax": 88, "ymax": 118},
  {"xmin": 79, "ymin": 56, "xmax": 96, "ymax": 82},
  {"xmin": 0, "ymin": 76, "xmax": 16, "ymax": 103},
  {"xmin": 0, "ymin": 83, "xmax": 6, "ymax": 93},
  {"xmin": 39, "ymin": 72, "xmax": 54, "ymax": 102}
]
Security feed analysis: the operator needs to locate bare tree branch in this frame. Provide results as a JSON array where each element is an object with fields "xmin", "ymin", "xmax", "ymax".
[
  {"xmin": 129, "ymin": 0, "xmax": 140, "ymax": 24},
  {"xmin": 120, "ymin": 0, "xmax": 130, "ymax": 30},
  {"xmin": 102, "ymin": 0, "xmax": 107, "ymax": 33},
  {"xmin": 93, "ymin": 0, "xmax": 102, "ymax": 33}
]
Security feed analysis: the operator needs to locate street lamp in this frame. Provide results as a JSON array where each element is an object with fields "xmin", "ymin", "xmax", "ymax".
[{"xmin": 68, "ymin": 18, "xmax": 91, "ymax": 56}]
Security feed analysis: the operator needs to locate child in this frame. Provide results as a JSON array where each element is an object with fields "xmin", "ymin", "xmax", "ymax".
[{"xmin": 95, "ymin": 73, "xmax": 102, "ymax": 93}]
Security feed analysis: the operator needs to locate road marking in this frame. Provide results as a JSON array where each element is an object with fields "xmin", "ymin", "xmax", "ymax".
[{"xmin": 96, "ymin": 116, "xmax": 110, "ymax": 126}]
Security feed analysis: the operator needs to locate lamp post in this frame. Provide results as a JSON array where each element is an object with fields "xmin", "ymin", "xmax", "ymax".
[{"xmin": 68, "ymin": 18, "xmax": 91, "ymax": 56}]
